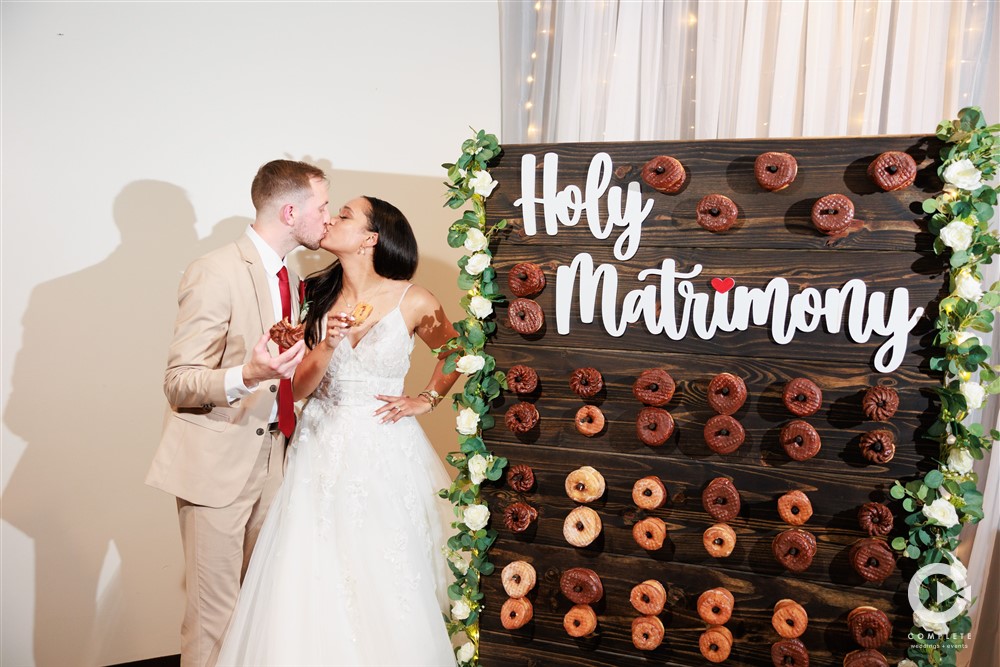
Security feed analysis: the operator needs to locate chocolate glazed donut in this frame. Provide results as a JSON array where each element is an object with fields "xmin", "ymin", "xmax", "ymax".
[
  {"xmin": 850, "ymin": 538, "xmax": 896, "ymax": 582},
  {"xmin": 696, "ymin": 194, "xmax": 739, "ymax": 232},
  {"xmin": 636, "ymin": 407, "xmax": 675, "ymax": 446},
  {"xmin": 507, "ymin": 262, "xmax": 546, "ymax": 297},
  {"xmin": 857, "ymin": 502, "xmax": 894, "ymax": 537},
  {"xmin": 868, "ymin": 151, "xmax": 917, "ymax": 191},
  {"xmin": 632, "ymin": 368, "xmax": 675, "ymax": 406},
  {"xmin": 772, "ymin": 529, "xmax": 817, "ymax": 572},
  {"xmin": 771, "ymin": 638, "xmax": 810, "ymax": 667},
  {"xmin": 848, "ymin": 606, "xmax": 891, "ymax": 649},
  {"xmin": 811, "ymin": 194, "xmax": 855, "ymax": 235},
  {"xmin": 507, "ymin": 298, "xmax": 544, "ymax": 334},
  {"xmin": 641, "ymin": 155, "xmax": 686, "ymax": 193},
  {"xmin": 505, "ymin": 364, "xmax": 538, "ymax": 395},
  {"xmin": 702, "ymin": 477, "xmax": 741, "ymax": 522},
  {"xmin": 755, "ymin": 151, "xmax": 798, "ymax": 191},
  {"xmin": 707, "ymin": 372, "xmax": 747, "ymax": 415}
]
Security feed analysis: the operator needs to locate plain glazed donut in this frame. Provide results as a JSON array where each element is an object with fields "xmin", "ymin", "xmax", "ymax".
[
  {"xmin": 811, "ymin": 194, "xmax": 855, "ymax": 235},
  {"xmin": 636, "ymin": 407, "xmax": 675, "ymax": 447},
  {"xmin": 632, "ymin": 368, "xmax": 676, "ymax": 406},
  {"xmin": 857, "ymin": 502, "xmax": 894, "ymax": 537},
  {"xmin": 504, "ymin": 402, "xmax": 539, "ymax": 434},
  {"xmin": 629, "ymin": 579, "xmax": 667, "ymax": 615},
  {"xmin": 569, "ymin": 367, "xmax": 604, "ymax": 398},
  {"xmin": 696, "ymin": 194, "xmax": 739, "ymax": 232},
  {"xmin": 631, "ymin": 476, "xmax": 667, "ymax": 510},
  {"xmin": 868, "ymin": 151, "xmax": 917, "ymax": 191},
  {"xmin": 772, "ymin": 529, "xmax": 817, "ymax": 573},
  {"xmin": 574, "ymin": 405, "xmax": 605, "ymax": 437},
  {"xmin": 755, "ymin": 152, "xmax": 798, "ymax": 191},
  {"xmin": 631, "ymin": 614, "xmax": 665, "ymax": 651},
  {"xmin": 641, "ymin": 155, "xmax": 686, "ymax": 194},
  {"xmin": 697, "ymin": 587, "xmax": 735, "ymax": 625},
  {"xmin": 849, "ymin": 538, "xmax": 896, "ymax": 582},
  {"xmin": 500, "ymin": 596, "xmax": 533, "ymax": 630},
  {"xmin": 507, "ymin": 262, "xmax": 546, "ymax": 297},
  {"xmin": 707, "ymin": 372, "xmax": 747, "ymax": 415},
  {"xmin": 563, "ymin": 506, "xmax": 602, "ymax": 547},
  {"xmin": 704, "ymin": 414, "xmax": 745, "ymax": 454},
  {"xmin": 848, "ymin": 606, "xmax": 891, "ymax": 649},
  {"xmin": 699, "ymin": 625, "xmax": 733, "ymax": 663},
  {"xmin": 563, "ymin": 604, "xmax": 598, "ymax": 637},
  {"xmin": 564, "ymin": 466, "xmax": 606, "ymax": 503},
  {"xmin": 506, "ymin": 464, "xmax": 535, "ymax": 493},
  {"xmin": 505, "ymin": 364, "xmax": 538, "ymax": 395},
  {"xmin": 560, "ymin": 567, "xmax": 604, "ymax": 604},
  {"xmin": 777, "ymin": 490, "xmax": 814, "ymax": 526},
  {"xmin": 702, "ymin": 477, "xmax": 741, "ymax": 522},
  {"xmin": 862, "ymin": 385, "xmax": 899, "ymax": 422},
  {"xmin": 501, "ymin": 561, "xmax": 537, "ymax": 598},
  {"xmin": 859, "ymin": 429, "xmax": 896, "ymax": 464},
  {"xmin": 772, "ymin": 599, "xmax": 808, "ymax": 639},
  {"xmin": 771, "ymin": 638, "xmax": 810, "ymax": 667},
  {"xmin": 783, "ymin": 378, "xmax": 823, "ymax": 417},
  {"xmin": 507, "ymin": 298, "xmax": 544, "ymax": 335},
  {"xmin": 780, "ymin": 420, "xmax": 822, "ymax": 462},
  {"xmin": 703, "ymin": 523, "xmax": 737, "ymax": 558},
  {"xmin": 632, "ymin": 516, "xmax": 667, "ymax": 551}
]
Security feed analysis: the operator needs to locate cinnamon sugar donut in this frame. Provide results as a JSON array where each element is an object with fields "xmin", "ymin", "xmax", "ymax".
[
  {"xmin": 850, "ymin": 538, "xmax": 895, "ymax": 582},
  {"xmin": 780, "ymin": 420, "xmax": 822, "ymax": 462},
  {"xmin": 632, "ymin": 368, "xmax": 676, "ymax": 406},
  {"xmin": 772, "ymin": 529, "xmax": 817, "ymax": 572},
  {"xmin": 636, "ymin": 407, "xmax": 675, "ymax": 447},
  {"xmin": 848, "ymin": 606, "xmax": 891, "ymax": 649},
  {"xmin": 811, "ymin": 194, "xmax": 855, "ymax": 235},
  {"xmin": 755, "ymin": 152, "xmax": 798, "ymax": 191},
  {"xmin": 575, "ymin": 405, "xmax": 605, "ymax": 437},
  {"xmin": 507, "ymin": 298, "xmax": 544, "ymax": 335},
  {"xmin": 631, "ymin": 614, "xmax": 665, "ymax": 651},
  {"xmin": 501, "ymin": 561, "xmax": 537, "ymax": 598},
  {"xmin": 697, "ymin": 587, "xmax": 735, "ymax": 625},
  {"xmin": 505, "ymin": 402, "xmax": 539, "ymax": 434},
  {"xmin": 857, "ymin": 502, "xmax": 894, "ymax": 537},
  {"xmin": 502, "ymin": 501, "xmax": 537, "ymax": 533},
  {"xmin": 569, "ymin": 367, "xmax": 604, "ymax": 398},
  {"xmin": 560, "ymin": 567, "xmax": 604, "ymax": 604},
  {"xmin": 632, "ymin": 516, "xmax": 667, "ymax": 551},
  {"xmin": 699, "ymin": 625, "xmax": 733, "ymax": 663},
  {"xmin": 862, "ymin": 385, "xmax": 899, "ymax": 422},
  {"xmin": 563, "ymin": 506, "xmax": 602, "ymax": 547},
  {"xmin": 859, "ymin": 429, "xmax": 896, "ymax": 464},
  {"xmin": 771, "ymin": 638, "xmax": 810, "ymax": 667},
  {"xmin": 696, "ymin": 194, "xmax": 739, "ymax": 232},
  {"xmin": 772, "ymin": 599, "xmax": 808, "ymax": 639},
  {"xmin": 500, "ymin": 596, "xmax": 533, "ymax": 630},
  {"xmin": 563, "ymin": 604, "xmax": 598, "ymax": 637},
  {"xmin": 642, "ymin": 155, "xmax": 686, "ymax": 194},
  {"xmin": 843, "ymin": 649, "xmax": 890, "ymax": 667},
  {"xmin": 630, "ymin": 579, "xmax": 667, "ymax": 615},
  {"xmin": 783, "ymin": 378, "xmax": 823, "ymax": 417},
  {"xmin": 777, "ymin": 490, "xmax": 814, "ymax": 526},
  {"xmin": 565, "ymin": 466, "xmax": 606, "ymax": 503},
  {"xmin": 704, "ymin": 414, "xmax": 745, "ymax": 454},
  {"xmin": 505, "ymin": 364, "xmax": 538, "ymax": 395},
  {"xmin": 507, "ymin": 262, "xmax": 546, "ymax": 297},
  {"xmin": 632, "ymin": 476, "xmax": 667, "ymax": 510},
  {"xmin": 506, "ymin": 464, "xmax": 535, "ymax": 493},
  {"xmin": 868, "ymin": 151, "xmax": 917, "ymax": 191},
  {"xmin": 702, "ymin": 477, "xmax": 741, "ymax": 522},
  {"xmin": 703, "ymin": 523, "xmax": 737, "ymax": 558},
  {"xmin": 708, "ymin": 372, "xmax": 747, "ymax": 415}
]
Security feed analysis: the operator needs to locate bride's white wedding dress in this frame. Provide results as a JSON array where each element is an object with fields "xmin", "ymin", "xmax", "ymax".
[{"xmin": 217, "ymin": 286, "xmax": 456, "ymax": 666}]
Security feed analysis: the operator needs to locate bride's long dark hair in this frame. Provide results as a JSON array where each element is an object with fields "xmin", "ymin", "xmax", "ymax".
[{"xmin": 303, "ymin": 196, "xmax": 418, "ymax": 348}]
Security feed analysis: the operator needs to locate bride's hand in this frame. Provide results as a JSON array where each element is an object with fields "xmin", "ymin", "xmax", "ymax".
[
  {"xmin": 374, "ymin": 394, "xmax": 431, "ymax": 423},
  {"xmin": 324, "ymin": 311, "xmax": 355, "ymax": 348}
]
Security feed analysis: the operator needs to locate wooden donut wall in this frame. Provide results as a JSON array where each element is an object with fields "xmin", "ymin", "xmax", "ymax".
[{"xmin": 478, "ymin": 136, "xmax": 947, "ymax": 666}]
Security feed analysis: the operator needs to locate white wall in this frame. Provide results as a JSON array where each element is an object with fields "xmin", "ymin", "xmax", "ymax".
[{"xmin": 0, "ymin": 2, "xmax": 501, "ymax": 665}]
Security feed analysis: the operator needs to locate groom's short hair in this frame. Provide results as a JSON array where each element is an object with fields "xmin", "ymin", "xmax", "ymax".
[{"xmin": 251, "ymin": 160, "xmax": 326, "ymax": 211}]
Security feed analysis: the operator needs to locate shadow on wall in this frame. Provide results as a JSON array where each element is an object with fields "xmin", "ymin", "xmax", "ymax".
[
  {"xmin": 1, "ymin": 166, "xmax": 467, "ymax": 665},
  {"xmin": 1, "ymin": 180, "xmax": 250, "ymax": 666}
]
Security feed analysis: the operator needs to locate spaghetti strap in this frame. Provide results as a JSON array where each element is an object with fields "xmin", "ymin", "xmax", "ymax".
[{"xmin": 396, "ymin": 282, "xmax": 413, "ymax": 308}]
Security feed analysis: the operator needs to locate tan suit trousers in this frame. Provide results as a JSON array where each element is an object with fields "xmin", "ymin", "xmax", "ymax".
[{"xmin": 176, "ymin": 430, "xmax": 284, "ymax": 667}]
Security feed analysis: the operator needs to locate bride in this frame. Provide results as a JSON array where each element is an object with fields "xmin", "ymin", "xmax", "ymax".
[{"xmin": 217, "ymin": 196, "xmax": 459, "ymax": 666}]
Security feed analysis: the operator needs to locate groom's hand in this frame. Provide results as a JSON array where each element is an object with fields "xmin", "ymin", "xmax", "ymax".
[{"xmin": 242, "ymin": 333, "xmax": 306, "ymax": 387}]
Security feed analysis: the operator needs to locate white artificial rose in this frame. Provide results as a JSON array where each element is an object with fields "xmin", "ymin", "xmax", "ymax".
[
  {"xmin": 469, "ymin": 295, "xmax": 494, "ymax": 319},
  {"xmin": 913, "ymin": 608, "xmax": 950, "ymax": 635},
  {"xmin": 456, "ymin": 407, "xmax": 481, "ymax": 435},
  {"xmin": 451, "ymin": 598, "xmax": 471, "ymax": 621},
  {"xmin": 463, "ymin": 504, "xmax": 490, "ymax": 531},
  {"xmin": 960, "ymin": 381, "xmax": 986, "ymax": 410},
  {"xmin": 456, "ymin": 642, "xmax": 475, "ymax": 663},
  {"xmin": 465, "ymin": 252, "xmax": 492, "ymax": 276},
  {"xmin": 467, "ymin": 454, "xmax": 488, "ymax": 485},
  {"xmin": 470, "ymin": 171, "xmax": 498, "ymax": 197},
  {"xmin": 463, "ymin": 228, "xmax": 488, "ymax": 252},
  {"xmin": 922, "ymin": 497, "xmax": 960, "ymax": 528},
  {"xmin": 946, "ymin": 555, "xmax": 969, "ymax": 584},
  {"xmin": 954, "ymin": 270, "xmax": 984, "ymax": 302},
  {"xmin": 456, "ymin": 354, "xmax": 486, "ymax": 375},
  {"xmin": 897, "ymin": 661, "xmax": 918, "ymax": 667},
  {"xmin": 447, "ymin": 550, "xmax": 469, "ymax": 575},
  {"xmin": 947, "ymin": 448, "xmax": 975, "ymax": 474},
  {"xmin": 952, "ymin": 331, "xmax": 981, "ymax": 347},
  {"xmin": 939, "ymin": 219, "xmax": 974, "ymax": 252},
  {"xmin": 942, "ymin": 158, "xmax": 983, "ymax": 191}
]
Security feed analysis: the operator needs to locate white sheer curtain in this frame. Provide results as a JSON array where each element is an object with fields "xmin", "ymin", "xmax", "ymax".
[{"xmin": 498, "ymin": 1, "xmax": 999, "ymax": 664}]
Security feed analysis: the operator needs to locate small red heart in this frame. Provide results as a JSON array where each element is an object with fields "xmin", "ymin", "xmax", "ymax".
[{"xmin": 711, "ymin": 277, "xmax": 736, "ymax": 293}]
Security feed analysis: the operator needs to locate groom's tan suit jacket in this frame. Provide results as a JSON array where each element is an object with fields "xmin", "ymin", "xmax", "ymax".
[{"xmin": 146, "ymin": 234, "xmax": 299, "ymax": 508}]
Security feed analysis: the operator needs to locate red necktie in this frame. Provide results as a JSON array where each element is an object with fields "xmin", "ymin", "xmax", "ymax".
[{"xmin": 276, "ymin": 266, "xmax": 295, "ymax": 438}]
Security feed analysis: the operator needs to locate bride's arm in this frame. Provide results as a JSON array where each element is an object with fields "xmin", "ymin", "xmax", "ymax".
[{"xmin": 291, "ymin": 310, "xmax": 352, "ymax": 400}]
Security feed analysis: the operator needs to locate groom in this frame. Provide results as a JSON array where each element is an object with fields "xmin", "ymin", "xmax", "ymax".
[{"xmin": 147, "ymin": 159, "xmax": 330, "ymax": 667}]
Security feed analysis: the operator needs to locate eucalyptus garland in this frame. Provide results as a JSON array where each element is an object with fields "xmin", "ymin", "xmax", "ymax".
[
  {"xmin": 437, "ymin": 129, "xmax": 509, "ymax": 667},
  {"xmin": 890, "ymin": 107, "xmax": 999, "ymax": 667}
]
